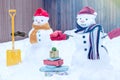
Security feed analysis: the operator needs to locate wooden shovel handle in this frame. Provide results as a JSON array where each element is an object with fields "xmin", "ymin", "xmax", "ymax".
[
  {"xmin": 9, "ymin": 10, "xmax": 16, "ymax": 17},
  {"xmin": 9, "ymin": 9, "xmax": 16, "ymax": 50}
]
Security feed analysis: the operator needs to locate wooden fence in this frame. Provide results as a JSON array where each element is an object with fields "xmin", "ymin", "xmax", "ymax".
[
  {"xmin": 0, "ymin": 0, "xmax": 120, "ymax": 42},
  {"xmin": 44, "ymin": 0, "xmax": 120, "ymax": 32},
  {"xmin": 0, "ymin": 0, "xmax": 43, "ymax": 42}
]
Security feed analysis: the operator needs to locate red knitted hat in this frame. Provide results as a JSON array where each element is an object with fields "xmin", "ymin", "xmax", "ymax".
[
  {"xmin": 34, "ymin": 8, "xmax": 49, "ymax": 17},
  {"xmin": 78, "ymin": 6, "xmax": 97, "ymax": 16}
]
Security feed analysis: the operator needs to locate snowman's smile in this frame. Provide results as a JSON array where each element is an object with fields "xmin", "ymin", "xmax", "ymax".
[{"xmin": 80, "ymin": 24, "xmax": 86, "ymax": 26}]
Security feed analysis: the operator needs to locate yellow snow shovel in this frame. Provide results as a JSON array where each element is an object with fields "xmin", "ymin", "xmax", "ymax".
[{"xmin": 6, "ymin": 9, "xmax": 21, "ymax": 66}]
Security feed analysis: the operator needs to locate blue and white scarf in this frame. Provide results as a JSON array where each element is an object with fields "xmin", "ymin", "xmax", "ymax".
[{"xmin": 75, "ymin": 24, "xmax": 102, "ymax": 60}]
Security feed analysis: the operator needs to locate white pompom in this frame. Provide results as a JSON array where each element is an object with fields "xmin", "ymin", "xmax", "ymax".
[{"xmin": 94, "ymin": 12, "xmax": 97, "ymax": 16}]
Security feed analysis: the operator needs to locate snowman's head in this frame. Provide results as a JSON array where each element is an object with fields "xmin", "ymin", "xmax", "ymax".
[
  {"xmin": 33, "ymin": 8, "xmax": 49, "ymax": 25},
  {"xmin": 77, "ymin": 6, "xmax": 97, "ymax": 28},
  {"xmin": 33, "ymin": 16, "xmax": 49, "ymax": 25}
]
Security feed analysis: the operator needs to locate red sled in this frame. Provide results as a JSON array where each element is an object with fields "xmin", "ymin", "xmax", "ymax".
[{"xmin": 44, "ymin": 59, "xmax": 63, "ymax": 66}]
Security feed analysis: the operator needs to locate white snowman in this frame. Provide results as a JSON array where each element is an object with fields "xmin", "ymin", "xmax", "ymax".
[
  {"xmin": 29, "ymin": 8, "xmax": 53, "ymax": 45},
  {"xmin": 71, "ymin": 6, "xmax": 110, "ymax": 67}
]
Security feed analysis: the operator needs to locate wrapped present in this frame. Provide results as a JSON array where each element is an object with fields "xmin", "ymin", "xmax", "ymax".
[
  {"xmin": 50, "ymin": 50, "xmax": 59, "ymax": 58},
  {"xmin": 50, "ymin": 30, "xmax": 67, "ymax": 41},
  {"xmin": 108, "ymin": 28, "xmax": 120, "ymax": 39},
  {"xmin": 50, "ymin": 47, "xmax": 59, "ymax": 58},
  {"xmin": 44, "ymin": 59, "xmax": 63, "ymax": 66}
]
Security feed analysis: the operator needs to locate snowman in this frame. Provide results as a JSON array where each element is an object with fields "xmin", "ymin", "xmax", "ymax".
[
  {"xmin": 71, "ymin": 6, "xmax": 110, "ymax": 66},
  {"xmin": 29, "ymin": 8, "xmax": 53, "ymax": 45}
]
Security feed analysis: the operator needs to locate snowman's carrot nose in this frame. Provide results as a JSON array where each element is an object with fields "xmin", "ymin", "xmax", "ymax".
[{"xmin": 80, "ymin": 20, "xmax": 85, "ymax": 23}]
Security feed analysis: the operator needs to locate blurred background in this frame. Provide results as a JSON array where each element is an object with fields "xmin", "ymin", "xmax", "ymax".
[{"xmin": 0, "ymin": 0, "xmax": 120, "ymax": 42}]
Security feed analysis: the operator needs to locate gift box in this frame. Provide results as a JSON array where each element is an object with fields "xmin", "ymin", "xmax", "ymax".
[
  {"xmin": 50, "ymin": 50, "xmax": 59, "ymax": 58},
  {"xmin": 50, "ymin": 30, "xmax": 67, "ymax": 41},
  {"xmin": 44, "ymin": 59, "xmax": 63, "ymax": 66}
]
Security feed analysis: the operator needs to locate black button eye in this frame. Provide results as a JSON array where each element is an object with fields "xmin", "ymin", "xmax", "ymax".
[
  {"xmin": 86, "ymin": 18, "xmax": 88, "ymax": 20},
  {"xmin": 82, "ymin": 36, "xmax": 85, "ymax": 38},
  {"xmin": 41, "ymin": 20, "xmax": 43, "ymax": 22},
  {"xmin": 80, "ymin": 18, "xmax": 82, "ymax": 20}
]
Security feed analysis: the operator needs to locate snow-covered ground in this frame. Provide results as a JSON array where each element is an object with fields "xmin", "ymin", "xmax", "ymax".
[{"xmin": 0, "ymin": 30, "xmax": 120, "ymax": 80}]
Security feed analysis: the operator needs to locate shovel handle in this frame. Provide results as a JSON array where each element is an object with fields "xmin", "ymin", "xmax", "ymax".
[
  {"xmin": 9, "ymin": 10, "xmax": 16, "ymax": 17},
  {"xmin": 9, "ymin": 9, "xmax": 16, "ymax": 50}
]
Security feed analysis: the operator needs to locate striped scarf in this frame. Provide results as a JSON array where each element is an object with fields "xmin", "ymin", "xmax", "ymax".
[{"xmin": 75, "ymin": 24, "xmax": 102, "ymax": 60}]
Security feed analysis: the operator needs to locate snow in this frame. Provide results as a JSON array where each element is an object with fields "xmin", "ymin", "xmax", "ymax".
[{"xmin": 0, "ymin": 30, "xmax": 120, "ymax": 80}]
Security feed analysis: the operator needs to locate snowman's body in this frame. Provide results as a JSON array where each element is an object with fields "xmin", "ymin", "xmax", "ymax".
[
  {"xmin": 71, "ymin": 30, "xmax": 107, "ymax": 61},
  {"xmin": 36, "ymin": 29, "xmax": 53, "ymax": 43},
  {"xmin": 29, "ymin": 15, "xmax": 53, "ymax": 44}
]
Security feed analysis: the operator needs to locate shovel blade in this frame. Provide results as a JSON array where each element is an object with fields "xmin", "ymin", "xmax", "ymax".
[{"xmin": 6, "ymin": 49, "xmax": 21, "ymax": 66}]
